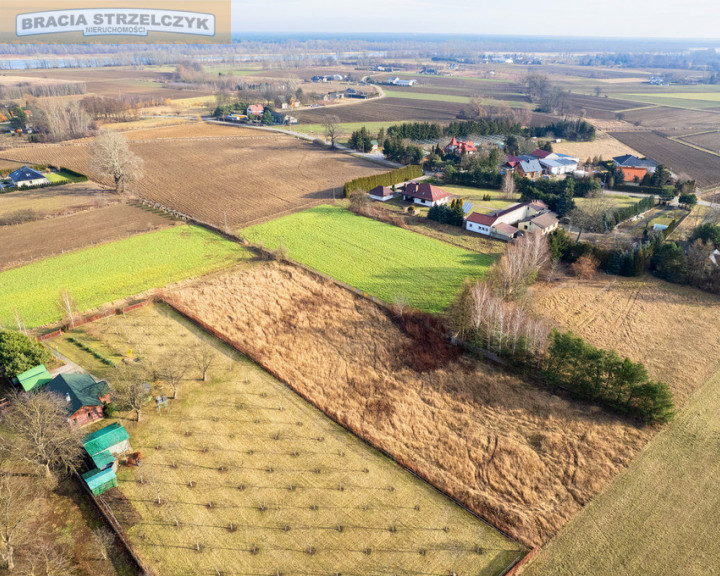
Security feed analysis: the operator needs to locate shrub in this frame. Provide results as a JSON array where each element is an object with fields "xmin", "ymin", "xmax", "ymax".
[
  {"xmin": 0, "ymin": 330, "xmax": 52, "ymax": 377},
  {"xmin": 570, "ymin": 255, "xmax": 598, "ymax": 279}
]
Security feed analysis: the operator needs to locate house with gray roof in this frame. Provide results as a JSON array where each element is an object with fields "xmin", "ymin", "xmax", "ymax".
[{"xmin": 9, "ymin": 166, "xmax": 49, "ymax": 188}]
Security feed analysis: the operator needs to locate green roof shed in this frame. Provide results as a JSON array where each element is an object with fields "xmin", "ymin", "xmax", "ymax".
[
  {"xmin": 81, "ymin": 467, "xmax": 117, "ymax": 496},
  {"xmin": 12, "ymin": 365, "xmax": 52, "ymax": 392},
  {"xmin": 91, "ymin": 450, "xmax": 116, "ymax": 470},
  {"xmin": 83, "ymin": 423, "xmax": 129, "ymax": 456}
]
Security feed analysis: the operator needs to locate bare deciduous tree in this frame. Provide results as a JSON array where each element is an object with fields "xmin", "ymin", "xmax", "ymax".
[
  {"xmin": 0, "ymin": 473, "xmax": 40, "ymax": 572},
  {"xmin": 488, "ymin": 233, "xmax": 550, "ymax": 300},
  {"xmin": 57, "ymin": 290, "xmax": 76, "ymax": 330},
  {"xmin": 322, "ymin": 115, "xmax": 341, "ymax": 148},
  {"xmin": 158, "ymin": 353, "xmax": 190, "ymax": 400},
  {"xmin": 191, "ymin": 340, "xmax": 217, "ymax": 383},
  {"xmin": 0, "ymin": 391, "xmax": 84, "ymax": 479},
  {"xmin": 570, "ymin": 194, "xmax": 614, "ymax": 241},
  {"xmin": 23, "ymin": 541, "xmax": 75, "ymax": 576},
  {"xmin": 468, "ymin": 94, "xmax": 487, "ymax": 119},
  {"xmin": 90, "ymin": 528, "xmax": 115, "ymax": 562},
  {"xmin": 110, "ymin": 363, "xmax": 153, "ymax": 422},
  {"xmin": 91, "ymin": 131, "xmax": 143, "ymax": 195},
  {"xmin": 501, "ymin": 172, "xmax": 516, "ymax": 200}
]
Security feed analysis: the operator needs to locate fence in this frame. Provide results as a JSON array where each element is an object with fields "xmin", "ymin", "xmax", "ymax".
[{"xmin": 76, "ymin": 472, "xmax": 150, "ymax": 576}]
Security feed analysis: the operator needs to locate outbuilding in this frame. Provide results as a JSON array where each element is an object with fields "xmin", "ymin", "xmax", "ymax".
[
  {"xmin": 368, "ymin": 186, "xmax": 397, "ymax": 202},
  {"xmin": 12, "ymin": 364, "xmax": 52, "ymax": 392}
]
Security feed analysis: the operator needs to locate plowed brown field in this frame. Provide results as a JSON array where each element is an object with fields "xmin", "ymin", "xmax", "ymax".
[{"xmin": 0, "ymin": 123, "xmax": 384, "ymax": 228}]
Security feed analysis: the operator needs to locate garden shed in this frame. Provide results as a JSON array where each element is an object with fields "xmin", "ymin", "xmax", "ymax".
[
  {"xmin": 81, "ymin": 467, "xmax": 117, "ymax": 496},
  {"xmin": 12, "ymin": 364, "xmax": 52, "ymax": 392}
]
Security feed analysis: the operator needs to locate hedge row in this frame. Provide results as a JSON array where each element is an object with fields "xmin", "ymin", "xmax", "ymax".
[
  {"xmin": 605, "ymin": 195, "xmax": 656, "ymax": 229},
  {"xmin": 610, "ymin": 184, "xmax": 664, "ymax": 195},
  {"xmin": 67, "ymin": 337, "xmax": 115, "ymax": 366},
  {"xmin": 344, "ymin": 165, "xmax": 423, "ymax": 196}
]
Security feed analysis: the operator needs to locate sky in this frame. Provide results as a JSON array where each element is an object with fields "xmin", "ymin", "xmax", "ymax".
[{"xmin": 232, "ymin": 0, "xmax": 720, "ymax": 39}]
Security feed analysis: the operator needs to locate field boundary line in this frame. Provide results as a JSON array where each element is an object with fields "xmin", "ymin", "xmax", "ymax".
[{"xmin": 157, "ymin": 297, "xmax": 530, "ymax": 559}]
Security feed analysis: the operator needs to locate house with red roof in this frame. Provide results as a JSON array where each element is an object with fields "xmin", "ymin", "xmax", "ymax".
[
  {"xmin": 444, "ymin": 137, "xmax": 477, "ymax": 156},
  {"xmin": 368, "ymin": 185, "xmax": 397, "ymax": 202},
  {"xmin": 402, "ymin": 182, "xmax": 452, "ymax": 206},
  {"xmin": 246, "ymin": 104, "xmax": 264, "ymax": 117}
]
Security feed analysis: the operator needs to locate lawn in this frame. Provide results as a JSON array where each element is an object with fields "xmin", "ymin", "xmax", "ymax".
[
  {"xmin": 0, "ymin": 225, "xmax": 248, "ymax": 328},
  {"xmin": 289, "ymin": 120, "xmax": 400, "ymax": 136},
  {"xmin": 44, "ymin": 171, "xmax": 69, "ymax": 184},
  {"xmin": 524, "ymin": 370, "xmax": 720, "ymax": 576},
  {"xmin": 439, "ymin": 184, "xmax": 520, "ymax": 213},
  {"xmin": 383, "ymin": 89, "xmax": 473, "ymax": 103},
  {"xmin": 55, "ymin": 304, "xmax": 526, "ymax": 576},
  {"xmin": 575, "ymin": 194, "xmax": 640, "ymax": 210},
  {"xmin": 242, "ymin": 205, "xmax": 496, "ymax": 313}
]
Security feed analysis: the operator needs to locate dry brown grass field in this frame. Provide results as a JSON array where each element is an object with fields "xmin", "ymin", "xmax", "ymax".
[
  {"xmin": 53, "ymin": 305, "xmax": 525, "ymax": 576},
  {"xmin": 552, "ymin": 132, "xmax": 641, "ymax": 162},
  {"xmin": 530, "ymin": 273, "xmax": 720, "ymax": 404},
  {"xmin": 164, "ymin": 263, "xmax": 653, "ymax": 548},
  {"xmin": 0, "ymin": 123, "xmax": 384, "ymax": 228},
  {"xmin": 0, "ymin": 180, "xmax": 116, "ymax": 217},
  {"xmin": 0, "ymin": 203, "xmax": 172, "ymax": 270},
  {"xmin": 524, "ymin": 370, "xmax": 720, "ymax": 576}
]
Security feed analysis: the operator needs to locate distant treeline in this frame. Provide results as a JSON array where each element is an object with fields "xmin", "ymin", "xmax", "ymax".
[
  {"xmin": 385, "ymin": 118, "xmax": 595, "ymax": 142},
  {"xmin": 0, "ymin": 82, "xmax": 86, "ymax": 99}
]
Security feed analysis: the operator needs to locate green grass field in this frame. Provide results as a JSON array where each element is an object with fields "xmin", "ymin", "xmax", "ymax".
[
  {"xmin": 44, "ymin": 172, "xmax": 68, "ymax": 184},
  {"xmin": 575, "ymin": 194, "xmax": 640, "ymax": 210},
  {"xmin": 524, "ymin": 370, "xmax": 720, "ymax": 576},
  {"xmin": 55, "ymin": 305, "xmax": 525, "ymax": 576},
  {"xmin": 618, "ymin": 92, "xmax": 720, "ymax": 109},
  {"xmin": 288, "ymin": 121, "xmax": 400, "ymax": 136},
  {"xmin": 242, "ymin": 205, "xmax": 496, "ymax": 313},
  {"xmin": 383, "ymin": 89, "xmax": 473, "ymax": 103},
  {"xmin": 0, "ymin": 225, "xmax": 248, "ymax": 328}
]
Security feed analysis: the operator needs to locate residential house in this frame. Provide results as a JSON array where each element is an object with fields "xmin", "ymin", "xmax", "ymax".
[
  {"xmin": 9, "ymin": 166, "xmax": 49, "ymax": 188},
  {"xmin": 401, "ymin": 182, "xmax": 452, "ymax": 206},
  {"xmin": 246, "ymin": 104, "xmax": 264, "ymax": 117},
  {"xmin": 516, "ymin": 159, "xmax": 543, "ymax": 180},
  {"xmin": 445, "ymin": 137, "xmax": 477, "ymax": 156},
  {"xmin": 613, "ymin": 154, "xmax": 658, "ymax": 173},
  {"xmin": 368, "ymin": 185, "xmax": 397, "ymax": 202},
  {"xmin": 83, "ymin": 423, "xmax": 131, "ymax": 472},
  {"xmin": 270, "ymin": 111, "xmax": 298, "ymax": 125},
  {"xmin": 518, "ymin": 212, "xmax": 560, "ymax": 235},
  {"xmin": 12, "ymin": 364, "xmax": 52, "ymax": 392},
  {"xmin": 465, "ymin": 200, "xmax": 552, "ymax": 240},
  {"xmin": 45, "ymin": 373, "xmax": 111, "ymax": 427}
]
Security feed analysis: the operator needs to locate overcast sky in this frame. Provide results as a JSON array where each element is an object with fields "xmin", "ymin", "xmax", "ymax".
[{"xmin": 232, "ymin": 0, "xmax": 719, "ymax": 39}]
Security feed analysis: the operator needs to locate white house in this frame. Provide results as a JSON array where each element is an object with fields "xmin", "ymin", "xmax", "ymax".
[
  {"xmin": 9, "ymin": 166, "xmax": 49, "ymax": 188},
  {"xmin": 402, "ymin": 182, "xmax": 451, "ymax": 206},
  {"xmin": 368, "ymin": 185, "xmax": 397, "ymax": 202},
  {"xmin": 465, "ymin": 200, "xmax": 553, "ymax": 240}
]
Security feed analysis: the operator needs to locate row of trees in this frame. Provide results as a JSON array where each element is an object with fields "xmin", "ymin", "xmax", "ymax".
[
  {"xmin": 0, "ymin": 81, "xmax": 86, "ymax": 100},
  {"xmin": 545, "ymin": 331, "xmax": 675, "ymax": 423}
]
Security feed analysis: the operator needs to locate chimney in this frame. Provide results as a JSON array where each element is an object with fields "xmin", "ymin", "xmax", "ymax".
[{"xmin": 65, "ymin": 393, "xmax": 71, "ymax": 404}]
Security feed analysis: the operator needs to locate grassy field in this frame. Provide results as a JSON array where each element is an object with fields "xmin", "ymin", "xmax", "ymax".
[
  {"xmin": 55, "ymin": 305, "xmax": 525, "ymax": 576},
  {"xmin": 242, "ymin": 205, "xmax": 496, "ymax": 313},
  {"xmin": 438, "ymin": 185, "xmax": 520, "ymax": 213},
  {"xmin": 619, "ymin": 92, "xmax": 720, "ymax": 109},
  {"xmin": 383, "ymin": 89, "xmax": 473, "ymax": 103},
  {"xmin": 288, "ymin": 120, "xmax": 400, "ymax": 136},
  {"xmin": 0, "ymin": 225, "xmax": 248, "ymax": 328},
  {"xmin": 524, "ymin": 370, "xmax": 720, "ymax": 576},
  {"xmin": 575, "ymin": 194, "xmax": 640, "ymax": 210}
]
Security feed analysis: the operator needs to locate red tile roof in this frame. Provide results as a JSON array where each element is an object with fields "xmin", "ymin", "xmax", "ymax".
[
  {"xmin": 531, "ymin": 149, "xmax": 551, "ymax": 159},
  {"xmin": 403, "ymin": 182, "xmax": 451, "ymax": 202},
  {"xmin": 467, "ymin": 212, "xmax": 496, "ymax": 226}
]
